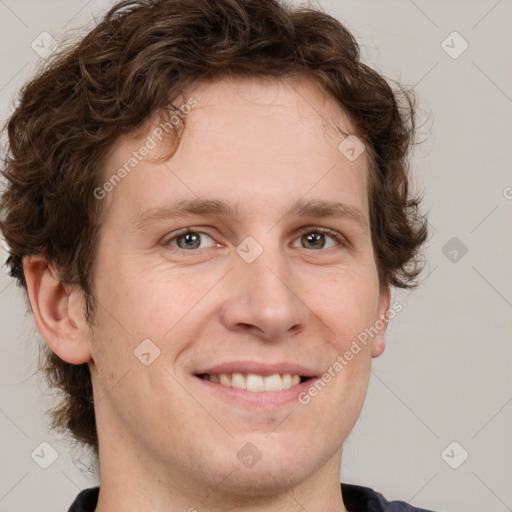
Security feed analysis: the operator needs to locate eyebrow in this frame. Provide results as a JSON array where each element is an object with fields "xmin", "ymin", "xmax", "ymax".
[
  {"xmin": 132, "ymin": 199, "xmax": 240, "ymax": 232},
  {"xmin": 286, "ymin": 198, "xmax": 368, "ymax": 228},
  {"xmin": 132, "ymin": 197, "xmax": 368, "ymax": 232}
]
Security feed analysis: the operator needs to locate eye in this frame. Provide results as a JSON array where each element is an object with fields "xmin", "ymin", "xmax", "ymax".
[
  {"xmin": 292, "ymin": 228, "xmax": 345, "ymax": 250},
  {"xmin": 164, "ymin": 228, "xmax": 218, "ymax": 250}
]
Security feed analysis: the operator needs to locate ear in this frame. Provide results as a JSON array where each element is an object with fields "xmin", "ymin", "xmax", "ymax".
[
  {"xmin": 370, "ymin": 285, "xmax": 391, "ymax": 358},
  {"xmin": 23, "ymin": 255, "xmax": 92, "ymax": 364}
]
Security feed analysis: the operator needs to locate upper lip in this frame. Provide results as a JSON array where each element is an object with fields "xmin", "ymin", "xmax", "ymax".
[{"xmin": 195, "ymin": 361, "xmax": 318, "ymax": 378}]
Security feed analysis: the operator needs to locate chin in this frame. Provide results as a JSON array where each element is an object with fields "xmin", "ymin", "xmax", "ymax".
[
  {"xmin": 211, "ymin": 460, "xmax": 311, "ymax": 503},
  {"xmin": 205, "ymin": 434, "xmax": 324, "ymax": 496}
]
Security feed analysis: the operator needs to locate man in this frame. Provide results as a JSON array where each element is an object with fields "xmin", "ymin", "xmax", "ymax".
[{"xmin": 0, "ymin": 0, "xmax": 432, "ymax": 510}]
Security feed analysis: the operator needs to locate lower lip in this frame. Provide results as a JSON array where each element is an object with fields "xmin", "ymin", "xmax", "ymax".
[{"xmin": 195, "ymin": 376, "xmax": 315, "ymax": 407}]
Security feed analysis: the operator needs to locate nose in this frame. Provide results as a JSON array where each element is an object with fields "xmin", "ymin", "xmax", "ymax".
[{"xmin": 220, "ymin": 245, "xmax": 309, "ymax": 342}]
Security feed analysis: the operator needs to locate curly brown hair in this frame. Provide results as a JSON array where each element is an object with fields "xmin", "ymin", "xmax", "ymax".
[{"xmin": 0, "ymin": 0, "xmax": 428, "ymax": 456}]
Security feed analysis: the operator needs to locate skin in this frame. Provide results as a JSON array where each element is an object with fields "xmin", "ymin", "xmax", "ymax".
[{"xmin": 24, "ymin": 75, "xmax": 390, "ymax": 512}]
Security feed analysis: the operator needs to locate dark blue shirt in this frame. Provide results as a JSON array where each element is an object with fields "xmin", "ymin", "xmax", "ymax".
[{"xmin": 67, "ymin": 484, "xmax": 438, "ymax": 511}]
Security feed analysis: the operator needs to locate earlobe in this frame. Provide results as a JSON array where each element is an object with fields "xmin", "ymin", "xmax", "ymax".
[
  {"xmin": 23, "ymin": 255, "xmax": 92, "ymax": 365},
  {"xmin": 371, "ymin": 286, "xmax": 391, "ymax": 358}
]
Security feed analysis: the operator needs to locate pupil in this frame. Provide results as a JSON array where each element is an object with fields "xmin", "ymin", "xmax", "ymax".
[
  {"xmin": 178, "ymin": 232, "xmax": 200, "ymax": 249},
  {"xmin": 303, "ymin": 232, "xmax": 324, "ymax": 249}
]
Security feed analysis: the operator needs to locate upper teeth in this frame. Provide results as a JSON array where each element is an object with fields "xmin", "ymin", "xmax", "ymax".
[{"xmin": 203, "ymin": 373, "xmax": 302, "ymax": 392}]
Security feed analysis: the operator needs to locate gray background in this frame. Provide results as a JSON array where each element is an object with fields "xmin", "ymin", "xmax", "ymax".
[{"xmin": 1, "ymin": 1, "xmax": 511, "ymax": 511}]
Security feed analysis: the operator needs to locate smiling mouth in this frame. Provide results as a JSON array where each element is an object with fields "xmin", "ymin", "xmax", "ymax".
[{"xmin": 196, "ymin": 373, "xmax": 312, "ymax": 392}]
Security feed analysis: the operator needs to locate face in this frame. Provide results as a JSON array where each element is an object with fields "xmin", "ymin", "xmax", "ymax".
[{"xmin": 86, "ymin": 76, "xmax": 389, "ymax": 501}]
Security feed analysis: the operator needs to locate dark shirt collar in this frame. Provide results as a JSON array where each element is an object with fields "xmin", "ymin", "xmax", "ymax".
[{"xmin": 67, "ymin": 483, "xmax": 436, "ymax": 512}]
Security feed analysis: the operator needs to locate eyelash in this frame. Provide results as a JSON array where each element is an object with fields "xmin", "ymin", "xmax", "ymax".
[
  {"xmin": 294, "ymin": 226, "xmax": 347, "ymax": 248},
  {"xmin": 163, "ymin": 226, "xmax": 348, "ymax": 251}
]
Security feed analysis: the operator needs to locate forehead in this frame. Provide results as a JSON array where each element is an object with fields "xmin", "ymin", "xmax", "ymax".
[
  {"xmin": 177, "ymin": 75, "xmax": 357, "ymax": 155},
  {"xmin": 100, "ymin": 75, "xmax": 369, "ymax": 224}
]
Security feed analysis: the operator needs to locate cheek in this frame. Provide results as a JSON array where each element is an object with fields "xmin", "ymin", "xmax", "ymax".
[
  {"xmin": 92, "ymin": 262, "xmax": 224, "ymax": 371},
  {"xmin": 309, "ymin": 269, "xmax": 380, "ymax": 345},
  {"xmin": 93, "ymin": 260, "xmax": 182, "ymax": 336},
  {"xmin": 142, "ymin": 270, "xmax": 220, "ymax": 339}
]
